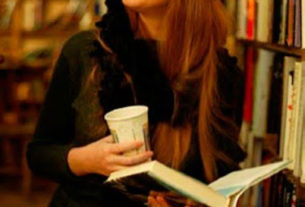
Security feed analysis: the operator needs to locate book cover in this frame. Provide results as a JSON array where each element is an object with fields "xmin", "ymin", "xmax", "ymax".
[
  {"xmin": 106, "ymin": 160, "xmax": 290, "ymax": 207},
  {"xmin": 252, "ymin": 49, "xmax": 275, "ymax": 138}
]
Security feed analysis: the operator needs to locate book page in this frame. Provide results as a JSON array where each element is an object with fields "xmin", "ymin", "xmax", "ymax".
[{"xmin": 208, "ymin": 161, "xmax": 290, "ymax": 197}]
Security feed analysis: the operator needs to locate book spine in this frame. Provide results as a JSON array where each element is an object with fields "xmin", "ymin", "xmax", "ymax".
[
  {"xmin": 293, "ymin": 62, "xmax": 305, "ymax": 177},
  {"xmin": 302, "ymin": 0, "xmax": 305, "ymax": 48},
  {"xmin": 294, "ymin": 0, "xmax": 301, "ymax": 48},
  {"xmin": 280, "ymin": 0, "xmax": 288, "ymax": 44},
  {"xmin": 286, "ymin": 0, "xmax": 295, "ymax": 46},
  {"xmin": 256, "ymin": 0, "xmax": 269, "ymax": 42},
  {"xmin": 282, "ymin": 57, "xmax": 296, "ymax": 161},
  {"xmin": 252, "ymin": 49, "xmax": 274, "ymax": 138},
  {"xmin": 247, "ymin": 0, "xmax": 256, "ymax": 40},
  {"xmin": 243, "ymin": 47, "xmax": 255, "ymax": 122}
]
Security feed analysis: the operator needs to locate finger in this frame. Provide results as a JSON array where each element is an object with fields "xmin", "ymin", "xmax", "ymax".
[
  {"xmin": 100, "ymin": 135, "xmax": 114, "ymax": 143},
  {"xmin": 112, "ymin": 151, "xmax": 153, "ymax": 166},
  {"xmin": 156, "ymin": 196, "xmax": 171, "ymax": 207},
  {"xmin": 109, "ymin": 141, "xmax": 143, "ymax": 154},
  {"xmin": 149, "ymin": 191, "xmax": 159, "ymax": 196},
  {"xmin": 148, "ymin": 196, "xmax": 160, "ymax": 207}
]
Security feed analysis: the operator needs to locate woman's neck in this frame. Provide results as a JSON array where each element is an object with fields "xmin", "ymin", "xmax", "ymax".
[{"xmin": 137, "ymin": 7, "xmax": 167, "ymax": 40}]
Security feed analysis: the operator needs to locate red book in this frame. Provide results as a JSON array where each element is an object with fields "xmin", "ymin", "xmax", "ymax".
[
  {"xmin": 243, "ymin": 47, "xmax": 255, "ymax": 122},
  {"xmin": 246, "ymin": 0, "xmax": 256, "ymax": 40}
]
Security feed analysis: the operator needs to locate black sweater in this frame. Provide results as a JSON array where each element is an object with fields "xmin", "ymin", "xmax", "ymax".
[
  {"xmin": 26, "ymin": 30, "xmax": 245, "ymax": 207},
  {"xmin": 27, "ymin": 2, "xmax": 246, "ymax": 206}
]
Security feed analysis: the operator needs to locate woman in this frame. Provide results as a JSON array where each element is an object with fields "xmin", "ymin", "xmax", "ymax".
[{"xmin": 27, "ymin": 0, "xmax": 246, "ymax": 206}]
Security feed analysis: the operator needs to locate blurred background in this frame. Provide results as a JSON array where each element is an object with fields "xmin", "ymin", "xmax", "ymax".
[{"xmin": 0, "ymin": 0, "xmax": 106, "ymax": 206}]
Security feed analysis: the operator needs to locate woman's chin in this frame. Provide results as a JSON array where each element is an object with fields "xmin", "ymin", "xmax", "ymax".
[{"xmin": 122, "ymin": 0, "xmax": 168, "ymax": 12}]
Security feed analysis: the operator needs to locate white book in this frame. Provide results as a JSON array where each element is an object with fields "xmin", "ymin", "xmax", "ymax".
[
  {"xmin": 252, "ymin": 49, "xmax": 274, "ymax": 138},
  {"xmin": 256, "ymin": 0, "xmax": 272, "ymax": 42},
  {"xmin": 106, "ymin": 160, "xmax": 290, "ymax": 207},
  {"xmin": 293, "ymin": 62, "xmax": 305, "ymax": 176},
  {"xmin": 236, "ymin": 0, "xmax": 247, "ymax": 39}
]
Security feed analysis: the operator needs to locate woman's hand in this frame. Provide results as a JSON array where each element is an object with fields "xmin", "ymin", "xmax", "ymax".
[
  {"xmin": 68, "ymin": 135, "xmax": 153, "ymax": 176},
  {"xmin": 148, "ymin": 194, "xmax": 171, "ymax": 207},
  {"xmin": 148, "ymin": 191, "xmax": 204, "ymax": 207}
]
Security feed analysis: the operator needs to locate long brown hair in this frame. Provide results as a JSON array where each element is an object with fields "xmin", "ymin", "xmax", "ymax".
[{"xmin": 128, "ymin": 0, "xmax": 234, "ymax": 182}]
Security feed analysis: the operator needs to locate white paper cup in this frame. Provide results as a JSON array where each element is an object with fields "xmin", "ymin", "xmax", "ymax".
[{"xmin": 104, "ymin": 105, "xmax": 150, "ymax": 156}]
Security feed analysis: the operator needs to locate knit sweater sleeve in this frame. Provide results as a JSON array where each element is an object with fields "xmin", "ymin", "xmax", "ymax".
[{"xmin": 26, "ymin": 43, "xmax": 79, "ymax": 183}]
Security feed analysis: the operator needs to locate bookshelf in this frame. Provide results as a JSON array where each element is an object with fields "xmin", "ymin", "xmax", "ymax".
[
  {"xmin": 237, "ymin": 39, "xmax": 305, "ymax": 58},
  {"xmin": 233, "ymin": 0, "xmax": 305, "ymax": 206},
  {"xmin": 0, "ymin": 0, "xmax": 106, "ymax": 194}
]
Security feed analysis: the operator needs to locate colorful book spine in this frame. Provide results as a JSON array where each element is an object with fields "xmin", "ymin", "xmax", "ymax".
[
  {"xmin": 252, "ymin": 49, "xmax": 274, "ymax": 138},
  {"xmin": 246, "ymin": 0, "xmax": 256, "ymax": 40}
]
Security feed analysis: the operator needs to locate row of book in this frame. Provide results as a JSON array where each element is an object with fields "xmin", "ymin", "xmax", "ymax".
[
  {"xmin": 264, "ymin": 172, "xmax": 305, "ymax": 207},
  {"xmin": 240, "ymin": 47, "xmax": 305, "ymax": 206},
  {"xmin": 236, "ymin": 0, "xmax": 305, "ymax": 48},
  {"xmin": 242, "ymin": 47, "xmax": 305, "ymax": 183},
  {"xmin": 0, "ymin": 0, "xmax": 106, "ymax": 31}
]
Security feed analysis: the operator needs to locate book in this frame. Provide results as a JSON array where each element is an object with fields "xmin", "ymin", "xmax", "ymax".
[
  {"xmin": 236, "ymin": 0, "xmax": 248, "ymax": 39},
  {"xmin": 280, "ymin": 56, "xmax": 298, "ymax": 158},
  {"xmin": 106, "ymin": 160, "xmax": 290, "ymax": 207},
  {"xmin": 292, "ymin": 62, "xmax": 305, "ymax": 176},
  {"xmin": 272, "ymin": 0, "xmax": 283, "ymax": 43},
  {"xmin": 267, "ymin": 54, "xmax": 284, "ymax": 136},
  {"xmin": 301, "ymin": 1, "xmax": 305, "ymax": 48},
  {"xmin": 301, "ymin": 115, "xmax": 305, "ymax": 183},
  {"xmin": 256, "ymin": 0, "xmax": 273, "ymax": 42},
  {"xmin": 252, "ymin": 49, "xmax": 274, "ymax": 138},
  {"xmin": 294, "ymin": 0, "xmax": 301, "ymax": 48},
  {"xmin": 243, "ymin": 47, "xmax": 255, "ymax": 123},
  {"xmin": 246, "ymin": 0, "xmax": 256, "ymax": 40},
  {"xmin": 280, "ymin": 0, "xmax": 288, "ymax": 45},
  {"xmin": 286, "ymin": 0, "xmax": 295, "ymax": 46}
]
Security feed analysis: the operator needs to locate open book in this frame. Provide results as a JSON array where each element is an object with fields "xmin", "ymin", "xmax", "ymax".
[{"xmin": 106, "ymin": 160, "xmax": 290, "ymax": 207}]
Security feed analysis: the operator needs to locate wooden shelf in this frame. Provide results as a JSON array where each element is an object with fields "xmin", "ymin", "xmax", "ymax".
[{"xmin": 237, "ymin": 38, "xmax": 305, "ymax": 57}]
